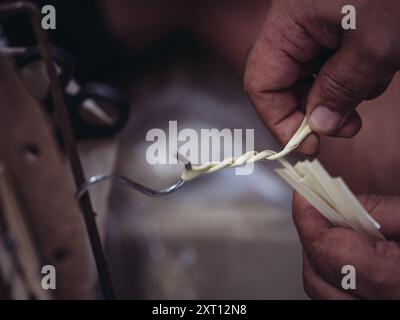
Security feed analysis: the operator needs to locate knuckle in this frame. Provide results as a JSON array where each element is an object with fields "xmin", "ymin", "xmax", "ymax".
[
  {"xmin": 275, "ymin": 21, "xmax": 317, "ymax": 62},
  {"xmin": 369, "ymin": 268, "xmax": 390, "ymax": 291},
  {"xmin": 292, "ymin": 194, "xmax": 311, "ymax": 223},
  {"xmin": 364, "ymin": 48, "xmax": 389, "ymax": 65},
  {"xmin": 302, "ymin": 268, "xmax": 315, "ymax": 299},
  {"xmin": 243, "ymin": 71, "xmax": 260, "ymax": 96},
  {"xmin": 319, "ymin": 72, "xmax": 362, "ymax": 105},
  {"xmin": 361, "ymin": 194, "xmax": 385, "ymax": 211},
  {"xmin": 302, "ymin": 266, "xmax": 322, "ymax": 300},
  {"xmin": 370, "ymin": 241, "xmax": 400, "ymax": 291},
  {"xmin": 292, "ymin": 204, "xmax": 318, "ymax": 236},
  {"xmin": 292, "ymin": 198, "xmax": 301, "ymax": 223},
  {"xmin": 303, "ymin": 278, "xmax": 314, "ymax": 299},
  {"xmin": 307, "ymin": 239, "xmax": 323, "ymax": 261},
  {"xmin": 358, "ymin": 38, "xmax": 395, "ymax": 67},
  {"xmin": 292, "ymin": 205, "xmax": 304, "ymax": 229}
]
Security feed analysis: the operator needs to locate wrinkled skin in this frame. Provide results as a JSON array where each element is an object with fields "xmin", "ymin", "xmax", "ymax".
[
  {"xmin": 244, "ymin": 0, "xmax": 400, "ymax": 154},
  {"xmin": 293, "ymin": 192, "xmax": 400, "ymax": 299},
  {"xmin": 244, "ymin": 0, "xmax": 400, "ymax": 299}
]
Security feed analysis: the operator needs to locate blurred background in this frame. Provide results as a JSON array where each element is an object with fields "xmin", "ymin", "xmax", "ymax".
[{"xmin": 1, "ymin": 0, "xmax": 399, "ymax": 299}]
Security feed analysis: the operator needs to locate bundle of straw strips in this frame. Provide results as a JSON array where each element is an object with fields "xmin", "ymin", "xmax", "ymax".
[
  {"xmin": 276, "ymin": 159, "xmax": 385, "ymax": 241},
  {"xmin": 180, "ymin": 117, "xmax": 385, "ymax": 241}
]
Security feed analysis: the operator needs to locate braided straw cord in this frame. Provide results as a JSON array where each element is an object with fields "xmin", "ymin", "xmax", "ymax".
[{"xmin": 181, "ymin": 118, "xmax": 312, "ymax": 181}]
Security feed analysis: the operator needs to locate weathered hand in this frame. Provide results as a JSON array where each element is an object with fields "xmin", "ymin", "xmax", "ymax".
[
  {"xmin": 293, "ymin": 192, "xmax": 400, "ymax": 299},
  {"xmin": 244, "ymin": 0, "xmax": 400, "ymax": 155}
]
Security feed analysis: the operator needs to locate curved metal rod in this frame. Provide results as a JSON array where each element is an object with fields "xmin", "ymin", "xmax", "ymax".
[{"xmin": 77, "ymin": 174, "xmax": 186, "ymax": 199}]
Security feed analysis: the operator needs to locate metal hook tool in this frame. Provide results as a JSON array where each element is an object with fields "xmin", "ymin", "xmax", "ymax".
[
  {"xmin": 77, "ymin": 175, "xmax": 186, "ymax": 199},
  {"xmin": 77, "ymin": 154, "xmax": 191, "ymax": 199}
]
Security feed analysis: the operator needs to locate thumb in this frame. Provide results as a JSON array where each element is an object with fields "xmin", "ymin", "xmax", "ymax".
[{"xmin": 306, "ymin": 44, "xmax": 383, "ymax": 136}]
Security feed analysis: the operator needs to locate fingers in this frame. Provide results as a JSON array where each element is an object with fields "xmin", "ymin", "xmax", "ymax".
[
  {"xmin": 303, "ymin": 252, "xmax": 357, "ymax": 300},
  {"xmin": 245, "ymin": 0, "xmax": 399, "ymax": 149},
  {"xmin": 244, "ymin": 5, "xmax": 321, "ymax": 155},
  {"xmin": 244, "ymin": 9, "xmax": 387, "ymax": 148},
  {"xmin": 293, "ymin": 192, "xmax": 400, "ymax": 299},
  {"xmin": 306, "ymin": 42, "xmax": 385, "ymax": 136},
  {"xmin": 292, "ymin": 192, "xmax": 333, "ymax": 249},
  {"xmin": 358, "ymin": 195, "xmax": 400, "ymax": 241},
  {"xmin": 307, "ymin": 228, "xmax": 400, "ymax": 299}
]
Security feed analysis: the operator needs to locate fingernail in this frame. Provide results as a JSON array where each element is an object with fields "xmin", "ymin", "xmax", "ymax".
[{"xmin": 310, "ymin": 106, "xmax": 342, "ymax": 134}]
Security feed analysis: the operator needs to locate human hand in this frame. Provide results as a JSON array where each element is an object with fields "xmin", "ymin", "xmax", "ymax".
[
  {"xmin": 244, "ymin": 0, "xmax": 400, "ymax": 155},
  {"xmin": 293, "ymin": 192, "xmax": 400, "ymax": 299}
]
